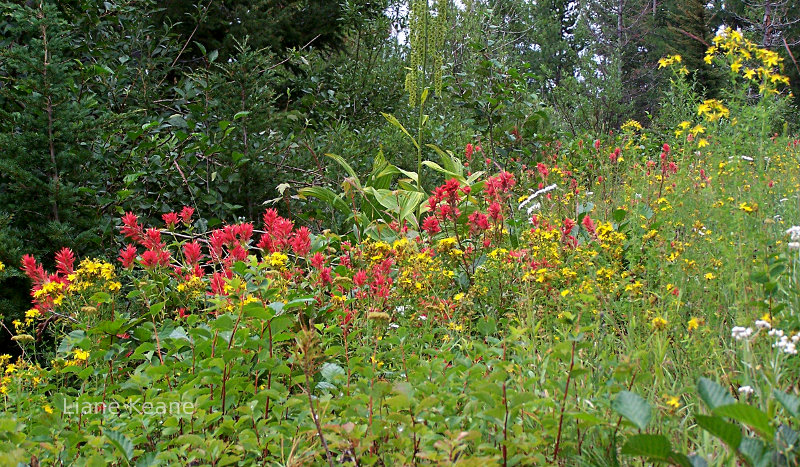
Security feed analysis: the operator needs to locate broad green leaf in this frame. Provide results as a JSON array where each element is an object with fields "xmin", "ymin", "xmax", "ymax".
[
  {"xmin": 297, "ymin": 187, "xmax": 351, "ymax": 214},
  {"xmin": 738, "ymin": 437, "xmax": 768, "ymax": 467},
  {"xmin": 612, "ymin": 391, "xmax": 651, "ymax": 430},
  {"xmin": 773, "ymin": 390, "xmax": 800, "ymax": 418},
  {"xmin": 89, "ymin": 292, "xmax": 112, "ymax": 304},
  {"xmin": 695, "ymin": 414, "xmax": 742, "ymax": 450},
  {"xmin": 149, "ymin": 301, "xmax": 166, "ymax": 315},
  {"xmin": 426, "ymin": 144, "xmax": 462, "ymax": 176},
  {"xmin": 621, "ymin": 434, "xmax": 692, "ymax": 467},
  {"xmin": 325, "ymin": 153, "xmax": 361, "ymax": 188},
  {"xmin": 320, "ymin": 363, "xmax": 345, "ymax": 381},
  {"xmin": 395, "ymin": 167, "xmax": 419, "ymax": 184},
  {"xmin": 422, "ymin": 160, "xmax": 466, "ymax": 183},
  {"xmin": 697, "ymin": 378, "xmax": 735, "ymax": 409},
  {"xmin": 104, "ymin": 429, "xmax": 134, "ymax": 465},
  {"xmin": 713, "ymin": 404, "xmax": 775, "ymax": 440},
  {"xmin": 398, "ymin": 191, "xmax": 425, "ymax": 224}
]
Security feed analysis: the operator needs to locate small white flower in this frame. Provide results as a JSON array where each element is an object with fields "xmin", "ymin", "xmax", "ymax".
[
  {"xmin": 732, "ymin": 326, "xmax": 753, "ymax": 340},
  {"xmin": 792, "ymin": 334, "xmax": 799, "ymax": 343},
  {"xmin": 738, "ymin": 386, "xmax": 754, "ymax": 395},
  {"xmin": 755, "ymin": 320, "xmax": 771, "ymax": 330},
  {"xmin": 785, "ymin": 343, "xmax": 798, "ymax": 355},
  {"xmin": 774, "ymin": 335, "xmax": 790, "ymax": 350},
  {"xmin": 769, "ymin": 329, "xmax": 784, "ymax": 337},
  {"xmin": 418, "ymin": 315, "xmax": 427, "ymax": 321},
  {"xmin": 787, "ymin": 226, "xmax": 800, "ymax": 241},
  {"xmin": 789, "ymin": 242, "xmax": 800, "ymax": 250},
  {"xmin": 741, "ymin": 155, "xmax": 754, "ymax": 162}
]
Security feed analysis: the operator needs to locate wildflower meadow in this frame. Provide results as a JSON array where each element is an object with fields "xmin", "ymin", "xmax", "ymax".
[{"xmin": 2, "ymin": 3, "xmax": 800, "ymax": 466}]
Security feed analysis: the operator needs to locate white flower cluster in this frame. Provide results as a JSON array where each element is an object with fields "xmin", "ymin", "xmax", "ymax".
[
  {"xmin": 738, "ymin": 385, "xmax": 754, "ymax": 395},
  {"xmin": 519, "ymin": 184, "xmax": 558, "ymax": 217},
  {"xmin": 731, "ymin": 322, "xmax": 799, "ymax": 355},
  {"xmin": 787, "ymin": 226, "xmax": 800, "ymax": 250},
  {"xmin": 731, "ymin": 326, "xmax": 753, "ymax": 340},
  {"xmin": 769, "ymin": 329, "xmax": 800, "ymax": 355}
]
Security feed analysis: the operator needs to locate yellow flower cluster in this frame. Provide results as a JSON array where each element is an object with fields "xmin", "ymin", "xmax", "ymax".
[
  {"xmin": 33, "ymin": 281, "xmax": 66, "ymax": 305},
  {"xmin": 621, "ymin": 120, "xmax": 643, "ymax": 132},
  {"xmin": 697, "ymin": 99, "xmax": 730, "ymax": 122},
  {"xmin": 68, "ymin": 258, "xmax": 117, "ymax": 293},
  {"xmin": 706, "ymin": 27, "xmax": 791, "ymax": 90},
  {"xmin": 0, "ymin": 355, "xmax": 45, "ymax": 395},
  {"xmin": 362, "ymin": 239, "xmax": 394, "ymax": 263},
  {"xmin": 267, "ymin": 252, "xmax": 289, "ymax": 270},
  {"xmin": 657, "ymin": 54, "xmax": 688, "ymax": 75},
  {"xmin": 176, "ymin": 275, "xmax": 205, "ymax": 298}
]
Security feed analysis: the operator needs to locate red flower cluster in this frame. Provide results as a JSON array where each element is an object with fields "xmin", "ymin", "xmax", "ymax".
[
  {"xmin": 119, "ymin": 210, "xmax": 188, "ymax": 269},
  {"xmin": 209, "ymin": 223, "xmax": 253, "ymax": 265},
  {"xmin": 21, "ymin": 247, "xmax": 76, "ymax": 312}
]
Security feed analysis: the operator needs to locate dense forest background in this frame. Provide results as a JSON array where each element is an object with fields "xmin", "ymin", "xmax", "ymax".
[{"xmin": 1, "ymin": 0, "xmax": 799, "ymax": 329}]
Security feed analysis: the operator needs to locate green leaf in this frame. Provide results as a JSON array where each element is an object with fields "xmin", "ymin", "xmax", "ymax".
[
  {"xmin": 621, "ymin": 434, "xmax": 692, "ymax": 467},
  {"xmin": 398, "ymin": 191, "xmax": 425, "ymax": 224},
  {"xmin": 148, "ymin": 301, "xmax": 166, "ymax": 316},
  {"xmin": 612, "ymin": 391, "xmax": 651, "ymax": 430},
  {"xmin": 89, "ymin": 292, "xmax": 112, "ymax": 304},
  {"xmin": 421, "ymin": 160, "xmax": 466, "ymax": 184},
  {"xmin": 773, "ymin": 390, "xmax": 800, "ymax": 418},
  {"xmin": 697, "ymin": 378, "xmax": 735, "ymax": 409},
  {"xmin": 738, "ymin": 437, "xmax": 767, "ymax": 467},
  {"xmin": 298, "ymin": 187, "xmax": 351, "ymax": 214},
  {"xmin": 104, "ymin": 429, "xmax": 134, "ymax": 465},
  {"xmin": 713, "ymin": 404, "xmax": 775, "ymax": 440},
  {"xmin": 695, "ymin": 414, "xmax": 742, "ymax": 450},
  {"xmin": 325, "ymin": 153, "xmax": 362, "ymax": 189},
  {"xmin": 382, "ymin": 113, "xmax": 419, "ymax": 149},
  {"xmin": 320, "ymin": 363, "xmax": 345, "ymax": 381}
]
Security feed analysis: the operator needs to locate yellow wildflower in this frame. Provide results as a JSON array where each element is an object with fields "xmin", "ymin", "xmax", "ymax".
[
  {"xmin": 651, "ymin": 317, "xmax": 668, "ymax": 330},
  {"xmin": 665, "ymin": 395, "xmax": 681, "ymax": 409}
]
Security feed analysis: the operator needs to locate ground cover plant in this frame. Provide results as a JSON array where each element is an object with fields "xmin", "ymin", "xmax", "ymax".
[{"xmin": 2, "ymin": 3, "xmax": 800, "ymax": 467}]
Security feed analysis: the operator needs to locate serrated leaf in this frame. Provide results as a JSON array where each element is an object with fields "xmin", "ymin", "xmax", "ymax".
[
  {"xmin": 695, "ymin": 414, "xmax": 742, "ymax": 450},
  {"xmin": 738, "ymin": 437, "xmax": 767, "ymax": 467},
  {"xmin": 773, "ymin": 390, "xmax": 800, "ymax": 418},
  {"xmin": 713, "ymin": 403, "xmax": 775, "ymax": 440},
  {"xmin": 621, "ymin": 434, "xmax": 691, "ymax": 467},
  {"xmin": 612, "ymin": 391, "xmax": 651, "ymax": 430},
  {"xmin": 104, "ymin": 429, "xmax": 134, "ymax": 465},
  {"xmin": 697, "ymin": 378, "xmax": 735, "ymax": 409}
]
